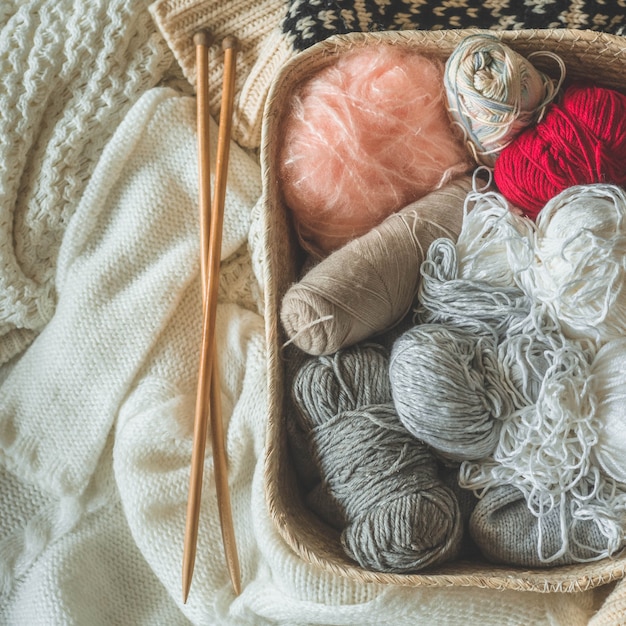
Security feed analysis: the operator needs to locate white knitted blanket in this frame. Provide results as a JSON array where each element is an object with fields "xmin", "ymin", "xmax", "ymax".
[{"xmin": 0, "ymin": 2, "xmax": 610, "ymax": 624}]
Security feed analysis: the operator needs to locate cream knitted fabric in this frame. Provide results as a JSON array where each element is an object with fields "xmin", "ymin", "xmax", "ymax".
[
  {"xmin": 2, "ymin": 485, "xmax": 188, "ymax": 626},
  {"xmin": 0, "ymin": 86, "xmax": 261, "ymax": 620},
  {"xmin": 591, "ymin": 579, "xmax": 626, "ymax": 625},
  {"xmin": 149, "ymin": 0, "xmax": 292, "ymax": 148},
  {"xmin": 0, "ymin": 0, "xmax": 173, "ymax": 367},
  {"xmin": 0, "ymin": 85, "xmax": 257, "ymax": 499}
]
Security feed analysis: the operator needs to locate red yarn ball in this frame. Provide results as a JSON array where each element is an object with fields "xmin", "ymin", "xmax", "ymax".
[{"xmin": 494, "ymin": 82, "xmax": 626, "ymax": 219}]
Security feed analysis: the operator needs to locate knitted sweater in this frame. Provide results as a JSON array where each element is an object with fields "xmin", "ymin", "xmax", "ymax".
[{"xmin": 0, "ymin": 1, "xmax": 623, "ymax": 624}]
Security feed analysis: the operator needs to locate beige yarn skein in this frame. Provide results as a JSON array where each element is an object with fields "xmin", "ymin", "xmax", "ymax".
[{"xmin": 280, "ymin": 176, "xmax": 473, "ymax": 355}]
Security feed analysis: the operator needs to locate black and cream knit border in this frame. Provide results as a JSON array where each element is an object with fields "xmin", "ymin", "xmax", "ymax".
[{"xmin": 283, "ymin": 0, "xmax": 626, "ymax": 51}]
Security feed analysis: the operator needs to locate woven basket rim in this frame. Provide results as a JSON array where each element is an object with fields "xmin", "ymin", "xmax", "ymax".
[
  {"xmin": 260, "ymin": 27, "xmax": 626, "ymax": 140},
  {"xmin": 261, "ymin": 27, "xmax": 626, "ymax": 593}
]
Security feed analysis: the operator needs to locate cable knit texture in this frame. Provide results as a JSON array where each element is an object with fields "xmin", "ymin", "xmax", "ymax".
[
  {"xmin": 0, "ymin": 1, "xmax": 622, "ymax": 624},
  {"xmin": 0, "ymin": 0, "xmax": 172, "ymax": 366}
]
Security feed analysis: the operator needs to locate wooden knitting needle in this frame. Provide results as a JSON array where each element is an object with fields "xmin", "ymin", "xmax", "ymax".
[
  {"xmin": 182, "ymin": 28, "xmax": 213, "ymax": 605},
  {"xmin": 206, "ymin": 34, "xmax": 241, "ymax": 597}
]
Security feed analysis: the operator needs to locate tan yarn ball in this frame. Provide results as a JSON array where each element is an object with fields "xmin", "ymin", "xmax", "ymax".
[{"xmin": 280, "ymin": 176, "xmax": 473, "ymax": 355}]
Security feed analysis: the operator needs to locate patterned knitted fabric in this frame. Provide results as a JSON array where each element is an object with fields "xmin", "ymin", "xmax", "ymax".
[
  {"xmin": 283, "ymin": 0, "xmax": 626, "ymax": 51},
  {"xmin": 0, "ymin": 0, "xmax": 173, "ymax": 368}
]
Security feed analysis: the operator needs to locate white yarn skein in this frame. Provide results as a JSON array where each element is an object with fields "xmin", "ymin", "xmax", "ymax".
[
  {"xmin": 456, "ymin": 184, "xmax": 535, "ymax": 288},
  {"xmin": 523, "ymin": 184, "xmax": 626, "ymax": 344},
  {"xmin": 590, "ymin": 338, "xmax": 626, "ymax": 485},
  {"xmin": 460, "ymin": 332, "xmax": 626, "ymax": 563}
]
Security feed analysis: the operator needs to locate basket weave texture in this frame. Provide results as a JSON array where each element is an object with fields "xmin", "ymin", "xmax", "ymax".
[{"xmin": 261, "ymin": 28, "xmax": 626, "ymax": 594}]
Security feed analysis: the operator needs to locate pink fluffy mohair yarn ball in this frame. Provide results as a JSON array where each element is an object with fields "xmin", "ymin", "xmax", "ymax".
[{"xmin": 279, "ymin": 45, "xmax": 473, "ymax": 256}]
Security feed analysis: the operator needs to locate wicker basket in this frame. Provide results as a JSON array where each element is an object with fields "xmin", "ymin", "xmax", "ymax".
[{"xmin": 261, "ymin": 28, "xmax": 626, "ymax": 593}]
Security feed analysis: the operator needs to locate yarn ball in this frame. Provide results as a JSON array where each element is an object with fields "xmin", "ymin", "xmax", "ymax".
[
  {"xmin": 279, "ymin": 45, "xmax": 473, "ymax": 256},
  {"xmin": 444, "ymin": 34, "xmax": 561, "ymax": 167},
  {"xmin": 280, "ymin": 177, "xmax": 473, "ymax": 356},
  {"xmin": 524, "ymin": 184, "xmax": 626, "ymax": 343},
  {"xmin": 589, "ymin": 338, "xmax": 626, "ymax": 485},
  {"xmin": 291, "ymin": 344, "xmax": 463, "ymax": 573},
  {"xmin": 494, "ymin": 82, "xmax": 626, "ymax": 219},
  {"xmin": 469, "ymin": 484, "xmax": 619, "ymax": 566},
  {"xmin": 389, "ymin": 324, "xmax": 511, "ymax": 462}
]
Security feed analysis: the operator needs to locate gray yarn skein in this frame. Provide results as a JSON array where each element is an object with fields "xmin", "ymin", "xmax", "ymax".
[
  {"xmin": 390, "ymin": 324, "xmax": 513, "ymax": 461},
  {"xmin": 414, "ymin": 235, "xmax": 581, "ymax": 423},
  {"xmin": 386, "ymin": 236, "xmax": 543, "ymax": 461},
  {"xmin": 292, "ymin": 343, "xmax": 463, "ymax": 573}
]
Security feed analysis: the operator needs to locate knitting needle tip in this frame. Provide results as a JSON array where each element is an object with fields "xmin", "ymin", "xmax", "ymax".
[
  {"xmin": 182, "ymin": 540, "xmax": 196, "ymax": 603},
  {"xmin": 182, "ymin": 576, "xmax": 191, "ymax": 605}
]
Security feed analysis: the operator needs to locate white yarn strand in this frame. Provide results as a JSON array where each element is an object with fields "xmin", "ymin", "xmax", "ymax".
[
  {"xmin": 460, "ymin": 322, "xmax": 626, "ymax": 563},
  {"xmin": 456, "ymin": 182, "xmax": 535, "ymax": 288}
]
